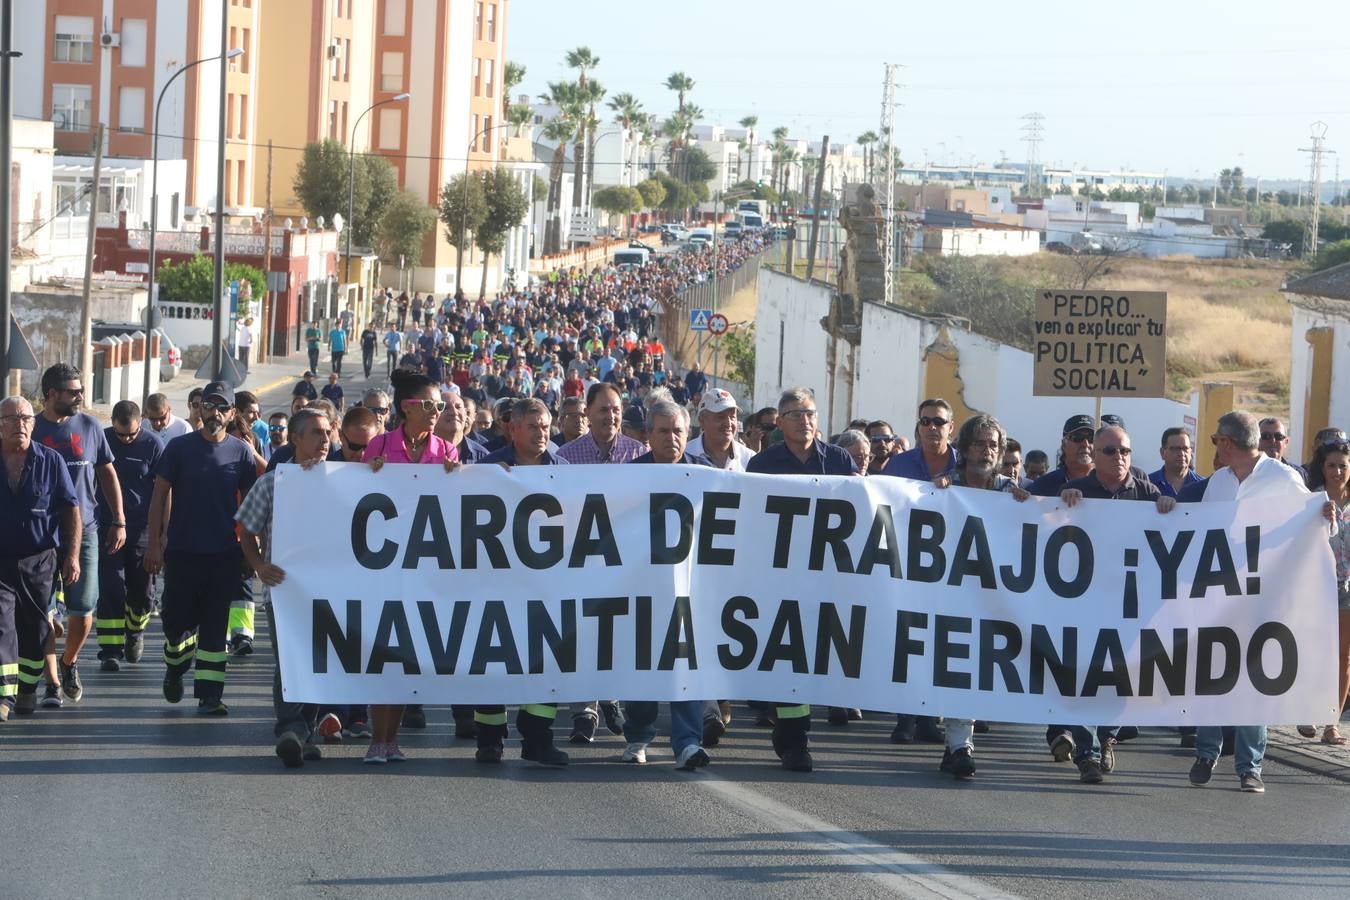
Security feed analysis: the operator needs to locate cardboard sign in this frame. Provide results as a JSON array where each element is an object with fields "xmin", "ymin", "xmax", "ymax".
[{"xmin": 1033, "ymin": 290, "xmax": 1167, "ymax": 397}]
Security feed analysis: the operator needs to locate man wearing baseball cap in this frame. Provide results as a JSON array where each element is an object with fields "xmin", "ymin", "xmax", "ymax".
[
  {"xmin": 144, "ymin": 381, "xmax": 258, "ymax": 716},
  {"xmin": 687, "ymin": 389, "xmax": 753, "ymax": 471},
  {"xmin": 1029, "ymin": 415, "xmax": 1098, "ymax": 499}
]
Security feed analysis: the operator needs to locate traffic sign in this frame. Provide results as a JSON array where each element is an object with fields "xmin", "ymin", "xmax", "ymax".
[
  {"xmin": 708, "ymin": 313, "xmax": 729, "ymax": 336},
  {"xmin": 689, "ymin": 308, "xmax": 713, "ymax": 331}
]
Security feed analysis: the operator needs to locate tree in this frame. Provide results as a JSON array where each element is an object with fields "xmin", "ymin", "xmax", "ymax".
[
  {"xmin": 739, "ymin": 115, "xmax": 759, "ymax": 181},
  {"xmin": 1311, "ymin": 239, "xmax": 1350, "ymax": 272},
  {"xmin": 292, "ymin": 139, "xmax": 397, "ymax": 249},
  {"xmin": 636, "ymin": 177, "xmax": 666, "ymax": 210},
  {"xmin": 474, "ymin": 167, "xmax": 530, "ymax": 299},
  {"xmin": 377, "ymin": 189, "xmax": 436, "ymax": 268},
  {"xmin": 857, "ymin": 130, "xmax": 878, "ymax": 181},
  {"xmin": 721, "ymin": 323, "xmax": 756, "ymax": 386},
  {"xmin": 1263, "ymin": 219, "xmax": 1305, "ymax": 255},
  {"xmin": 506, "ymin": 103, "xmax": 533, "ymax": 135},
  {"xmin": 655, "ymin": 171, "xmax": 696, "ymax": 216},
  {"xmin": 438, "ymin": 171, "xmax": 488, "ymax": 287},
  {"xmin": 157, "ymin": 255, "xmax": 265, "ymax": 308},
  {"xmin": 592, "ymin": 185, "xmax": 642, "ymax": 230},
  {"xmin": 540, "ymin": 115, "xmax": 576, "ymax": 255},
  {"xmin": 532, "ymin": 174, "xmax": 549, "ymax": 201},
  {"xmin": 609, "ymin": 92, "xmax": 645, "ymax": 182},
  {"xmin": 681, "ymin": 145, "xmax": 718, "ymax": 187},
  {"xmin": 502, "ymin": 60, "xmax": 526, "ymax": 117},
  {"xmin": 664, "ymin": 71, "xmax": 694, "ymax": 112}
]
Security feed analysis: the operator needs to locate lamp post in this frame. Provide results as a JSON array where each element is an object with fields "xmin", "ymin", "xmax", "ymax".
[
  {"xmin": 143, "ymin": 45, "xmax": 243, "ymax": 407},
  {"xmin": 346, "ymin": 93, "xmax": 409, "ymax": 314}
]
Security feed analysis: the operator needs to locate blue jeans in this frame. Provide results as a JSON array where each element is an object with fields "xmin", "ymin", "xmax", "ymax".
[
  {"xmin": 1069, "ymin": 726, "xmax": 1121, "ymax": 763},
  {"xmin": 622, "ymin": 700, "xmax": 704, "ymax": 755},
  {"xmin": 1197, "ymin": 725, "xmax": 1265, "ymax": 777}
]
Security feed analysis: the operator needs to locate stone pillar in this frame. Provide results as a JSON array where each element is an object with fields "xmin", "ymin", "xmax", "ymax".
[{"xmin": 1195, "ymin": 381, "xmax": 1234, "ymax": 476}]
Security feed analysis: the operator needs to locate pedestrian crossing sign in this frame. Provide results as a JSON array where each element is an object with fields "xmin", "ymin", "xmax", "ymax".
[{"xmin": 690, "ymin": 308, "xmax": 713, "ymax": 331}]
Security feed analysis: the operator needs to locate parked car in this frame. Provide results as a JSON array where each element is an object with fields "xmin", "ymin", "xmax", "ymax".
[{"xmin": 1045, "ymin": 241, "xmax": 1077, "ymax": 255}]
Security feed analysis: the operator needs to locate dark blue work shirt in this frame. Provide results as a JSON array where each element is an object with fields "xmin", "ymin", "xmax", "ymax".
[
  {"xmin": 32, "ymin": 411, "xmax": 112, "ymax": 530},
  {"xmin": 457, "ymin": 437, "xmax": 489, "ymax": 464},
  {"xmin": 1, "ymin": 441, "xmax": 78, "ymax": 556},
  {"xmin": 155, "ymin": 433, "xmax": 258, "ymax": 554},
  {"xmin": 1063, "ymin": 472, "xmax": 1161, "ymax": 502},
  {"xmin": 880, "ymin": 445, "xmax": 957, "ymax": 481},
  {"xmin": 264, "ymin": 443, "xmax": 345, "ymax": 472},
  {"xmin": 746, "ymin": 440, "xmax": 857, "ymax": 476},
  {"xmin": 1177, "ymin": 477, "xmax": 1210, "ymax": 503},
  {"xmin": 629, "ymin": 451, "xmax": 711, "ymax": 466},
  {"xmin": 97, "ymin": 427, "xmax": 162, "ymax": 530},
  {"xmin": 480, "ymin": 445, "xmax": 569, "ymax": 466},
  {"xmin": 1148, "ymin": 466, "xmax": 1205, "ymax": 499},
  {"xmin": 1030, "ymin": 466, "xmax": 1074, "ymax": 497}
]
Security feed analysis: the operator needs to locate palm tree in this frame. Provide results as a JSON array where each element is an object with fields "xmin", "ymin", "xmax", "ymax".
[
  {"xmin": 739, "ymin": 115, "xmax": 758, "ymax": 182},
  {"xmin": 857, "ymin": 130, "xmax": 878, "ymax": 181},
  {"xmin": 564, "ymin": 48, "xmax": 601, "ymax": 220},
  {"xmin": 565, "ymin": 46, "xmax": 599, "ymax": 87},
  {"xmin": 609, "ymin": 93, "xmax": 645, "ymax": 184},
  {"xmin": 664, "ymin": 72, "xmax": 695, "ymax": 113},
  {"xmin": 541, "ymin": 117, "xmax": 576, "ymax": 255},
  {"xmin": 506, "ymin": 103, "xmax": 533, "ymax": 137},
  {"xmin": 503, "ymin": 61, "xmax": 526, "ymax": 117}
]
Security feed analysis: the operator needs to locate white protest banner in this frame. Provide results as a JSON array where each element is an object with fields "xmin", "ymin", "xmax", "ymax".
[{"xmin": 269, "ymin": 464, "xmax": 1340, "ymax": 726}]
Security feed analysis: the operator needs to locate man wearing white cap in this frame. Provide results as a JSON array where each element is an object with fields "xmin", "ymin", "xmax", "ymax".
[{"xmin": 687, "ymin": 389, "xmax": 754, "ymax": 471}]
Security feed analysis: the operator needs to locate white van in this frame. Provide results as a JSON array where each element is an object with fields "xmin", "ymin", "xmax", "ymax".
[{"xmin": 613, "ymin": 247, "xmax": 650, "ymax": 270}]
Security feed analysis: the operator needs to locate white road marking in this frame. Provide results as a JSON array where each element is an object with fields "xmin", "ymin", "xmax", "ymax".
[{"xmin": 696, "ymin": 775, "xmax": 1019, "ymax": 899}]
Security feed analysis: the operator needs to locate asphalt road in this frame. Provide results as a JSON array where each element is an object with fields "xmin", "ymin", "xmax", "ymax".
[{"xmin": 3, "ymin": 616, "xmax": 1349, "ymax": 900}]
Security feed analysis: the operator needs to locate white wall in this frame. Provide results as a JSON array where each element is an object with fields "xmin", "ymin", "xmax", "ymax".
[
  {"xmin": 755, "ymin": 268, "xmax": 1199, "ymax": 459},
  {"xmin": 925, "ymin": 227, "xmax": 1040, "ymax": 257},
  {"xmin": 1288, "ymin": 300, "xmax": 1350, "ymax": 465},
  {"xmin": 12, "ymin": 0, "xmax": 48, "ymax": 120}
]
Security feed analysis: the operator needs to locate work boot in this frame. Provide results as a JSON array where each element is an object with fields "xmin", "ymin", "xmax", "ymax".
[
  {"xmin": 475, "ymin": 723, "xmax": 507, "ymax": 763},
  {"xmin": 125, "ymin": 630, "xmax": 145, "ymax": 663},
  {"xmin": 401, "ymin": 705, "xmax": 427, "ymax": 729},
  {"xmin": 890, "ymin": 715, "xmax": 917, "ymax": 744},
  {"xmin": 517, "ymin": 710, "xmax": 568, "ymax": 766}
]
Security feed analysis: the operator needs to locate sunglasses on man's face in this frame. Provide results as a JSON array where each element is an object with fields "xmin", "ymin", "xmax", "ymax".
[
  {"xmin": 918, "ymin": 416, "xmax": 950, "ymax": 428},
  {"xmin": 1260, "ymin": 432, "xmax": 1287, "ymax": 443},
  {"xmin": 344, "ymin": 438, "xmax": 368, "ymax": 453},
  {"xmin": 1098, "ymin": 446, "xmax": 1132, "ymax": 457},
  {"xmin": 869, "ymin": 435, "xmax": 896, "ymax": 444},
  {"xmin": 200, "ymin": 401, "xmax": 231, "ymax": 414},
  {"xmin": 1066, "ymin": 430, "xmax": 1094, "ymax": 444}
]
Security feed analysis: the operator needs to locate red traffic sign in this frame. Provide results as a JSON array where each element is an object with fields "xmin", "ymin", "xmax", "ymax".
[{"xmin": 708, "ymin": 313, "xmax": 729, "ymax": 336}]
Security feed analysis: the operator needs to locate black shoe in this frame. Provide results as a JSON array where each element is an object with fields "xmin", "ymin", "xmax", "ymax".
[
  {"xmin": 1189, "ymin": 757, "xmax": 1216, "ymax": 787},
  {"xmin": 940, "ymin": 747, "xmax": 976, "ymax": 779},
  {"xmin": 41, "ymin": 683, "xmax": 62, "ymax": 708},
  {"xmin": 915, "ymin": 719, "xmax": 945, "ymax": 743},
  {"xmin": 302, "ymin": 743, "xmax": 322, "ymax": 762},
  {"xmin": 475, "ymin": 745, "xmax": 504, "ymax": 763},
  {"xmin": 1180, "ymin": 732, "xmax": 1197, "ymax": 749},
  {"xmin": 1101, "ymin": 738, "xmax": 1117, "ymax": 774},
  {"xmin": 1077, "ymin": 758, "xmax": 1104, "ymax": 784},
  {"xmin": 230, "ymin": 635, "xmax": 254, "ymax": 657},
  {"xmin": 754, "ymin": 713, "xmax": 775, "ymax": 727},
  {"xmin": 1115, "ymin": 726, "xmax": 1139, "ymax": 742},
  {"xmin": 521, "ymin": 741, "xmax": 569, "ymax": 766},
  {"xmin": 890, "ymin": 718, "xmax": 917, "ymax": 744},
  {"xmin": 162, "ymin": 671, "xmax": 184, "ymax": 704},
  {"xmin": 454, "ymin": 718, "xmax": 478, "ymax": 740},
  {"xmin": 100, "ymin": 656, "xmax": 120, "ymax": 673},
  {"xmin": 973, "ymin": 720, "xmax": 991, "ymax": 734},
  {"xmin": 781, "ymin": 748, "xmax": 813, "ymax": 772},
  {"xmin": 703, "ymin": 715, "xmax": 726, "ymax": 748},
  {"xmin": 15, "ymin": 691, "xmax": 37, "ymax": 715},
  {"xmin": 401, "ymin": 706, "xmax": 427, "ymax": 729},
  {"xmin": 828, "ymin": 706, "xmax": 849, "ymax": 726},
  {"xmin": 125, "ymin": 630, "xmax": 145, "ymax": 663},
  {"xmin": 1049, "ymin": 733, "xmax": 1074, "ymax": 763},
  {"xmin": 275, "ymin": 731, "xmax": 304, "ymax": 768},
  {"xmin": 1239, "ymin": 772, "xmax": 1265, "ymax": 793},
  {"xmin": 600, "ymin": 701, "xmax": 625, "ymax": 735},
  {"xmin": 198, "ymin": 698, "xmax": 228, "ymax": 716},
  {"xmin": 58, "ymin": 659, "xmax": 82, "ymax": 702},
  {"xmin": 570, "ymin": 712, "xmax": 598, "ymax": 744}
]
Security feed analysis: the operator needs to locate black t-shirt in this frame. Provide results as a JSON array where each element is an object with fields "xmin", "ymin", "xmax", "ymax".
[
  {"xmin": 360, "ymin": 328, "xmax": 378, "ymax": 352},
  {"xmin": 1062, "ymin": 472, "xmax": 1161, "ymax": 502},
  {"xmin": 98, "ymin": 427, "xmax": 163, "ymax": 529},
  {"xmin": 155, "ymin": 433, "xmax": 258, "ymax": 554}
]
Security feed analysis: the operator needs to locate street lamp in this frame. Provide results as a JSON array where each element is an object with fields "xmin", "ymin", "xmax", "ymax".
[
  {"xmin": 346, "ymin": 93, "xmax": 409, "ymax": 313},
  {"xmin": 143, "ymin": 46, "xmax": 244, "ymax": 408}
]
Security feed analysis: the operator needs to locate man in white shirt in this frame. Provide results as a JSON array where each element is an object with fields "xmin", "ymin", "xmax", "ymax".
[
  {"xmin": 142, "ymin": 393, "xmax": 193, "ymax": 442},
  {"xmin": 687, "ymin": 388, "xmax": 754, "ymax": 471},
  {"xmin": 235, "ymin": 317, "xmax": 253, "ymax": 372},
  {"xmin": 1190, "ymin": 410, "xmax": 1333, "ymax": 794}
]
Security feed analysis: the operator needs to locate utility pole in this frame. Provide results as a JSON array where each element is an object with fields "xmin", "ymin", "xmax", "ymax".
[
  {"xmin": 877, "ymin": 64, "xmax": 897, "ymax": 306},
  {"xmin": 1299, "ymin": 122, "xmax": 1331, "ymax": 259},
  {"xmin": 79, "ymin": 124, "xmax": 105, "ymax": 382},
  {"xmin": 805, "ymin": 134, "xmax": 829, "ymax": 280},
  {"xmin": 0, "ymin": 0, "xmax": 16, "ymax": 393},
  {"xmin": 210, "ymin": 0, "xmax": 228, "ymax": 379},
  {"xmin": 261, "ymin": 139, "xmax": 273, "ymax": 363}
]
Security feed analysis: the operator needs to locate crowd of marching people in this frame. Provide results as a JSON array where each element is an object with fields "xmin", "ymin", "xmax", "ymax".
[{"xmin": 3, "ymin": 232, "xmax": 1346, "ymax": 794}]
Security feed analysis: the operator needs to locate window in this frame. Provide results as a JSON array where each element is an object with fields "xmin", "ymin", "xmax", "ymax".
[
  {"xmin": 53, "ymin": 16, "xmax": 94, "ymax": 63},
  {"xmin": 340, "ymin": 101, "xmax": 348, "ymax": 142},
  {"xmin": 117, "ymin": 86, "xmax": 145, "ymax": 133},
  {"xmin": 52, "ymin": 84, "xmax": 92, "ymax": 131},
  {"xmin": 237, "ymin": 160, "xmax": 247, "ymax": 208},
  {"xmin": 485, "ymin": 59, "xmax": 494, "ymax": 98},
  {"xmin": 120, "ymin": 19, "xmax": 148, "ymax": 67},
  {"xmin": 473, "ymin": 58, "xmax": 481, "ymax": 96},
  {"xmin": 483, "ymin": 116, "xmax": 493, "ymax": 152},
  {"xmin": 241, "ymin": 29, "xmax": 251, "ymax": 73},
  {"xmin": 487, "ymin": 4, "xmax": 497, "ymax": 40},
  {"xmin": 472, "ymin": 114, "xmax": 480, "ymax": 151},
  {"xmin": 229, "ymin": 27, "xmax": 238, "ymax": 70},
  {"xmin": 378, "ymin": 108, "xmax": 402, "ymax": 150},
  {"xmin": 475, "ymin": 3, "xmax": 483, "ymax": 39},
  {"xmin": 328, "ymin": 100, "xmax": 338, "ymax": 139},
  {"xmin": 225, "ymin": 159, "xmax": 234, "ymax": 205},
  {"xmin": 383, "ymin": 0, "xmax": 406, "ymax": 35},
  {"xmin": 238, "ymin": 94, "xmax": 249, "ymax": 139},
  {"xmin": 380, "ymin": 52, "xmax": 404, "ymax": 92},
  {"xmin": 343, "ymin": 39, "xmax": 351, "ymax": 81},
  {"xmin": 226, "ymin": 93, "xmax": 235, "ymax": 137}
]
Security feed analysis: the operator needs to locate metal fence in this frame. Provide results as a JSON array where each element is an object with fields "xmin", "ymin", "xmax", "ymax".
[{"xmin": 659, "ymin": 249, "xmax": 765, "ymax": 371}]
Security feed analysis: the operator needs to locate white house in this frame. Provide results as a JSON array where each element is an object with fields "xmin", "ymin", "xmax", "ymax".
[{"xmin": 1282, "ymin": 263, "xmax": 1350, "ymax": 464}]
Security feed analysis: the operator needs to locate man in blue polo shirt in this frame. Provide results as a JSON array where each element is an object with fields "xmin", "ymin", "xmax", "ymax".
[
  {"xmin": 1030, "ymin": 414, "xmax": 1097, "ymax": 498},
  {"xmin": 0, "ymin": 397, "xmax": 80, "ymax": 721},
  {"xmin": 31, "ymin": 363, "xmax": 125, "ymax": 705},
  {"xmin": 94, "ymin": 400, "xmax": 163, "ymax": 672},
  {"xmin": 746, "ymin": 387, "xmax": 856, "ymax": 773},
  {"xmin": 882, "ymin": 398, "xmax": 958, "ymax": 482},
  {"xmin": 1149, "ymin": 427, "xmax": 1205, "ymax": 498},
  {"xmin": 145, "ymin": 381, "xmax": 258, "ymax": 716}
]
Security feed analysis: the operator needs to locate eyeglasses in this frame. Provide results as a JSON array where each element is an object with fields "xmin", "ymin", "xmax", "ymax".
[
  {"xmin": 0, "ymin": 414, "xmax": 36, "ymax": 426},
  {"xmin": 1066, "ymin": 430, "xmax": 1094, "ymax": 443},
  {"xmin": 200, "ymin": 400, "xmax": 231, "ymax": 413},
  {"xmin": 148, "ymin": 413, "xmax": 170, "ymax": 425},
  {"xmin": 114, "ymin": 429, "xmax": 140, "ymax": 442},
  {"xmin": 344, "ymin": 439, "xmax": 368, "ymax": 453},
  {"xmin": 918, "ymin": 416, "xmax": 950, "ymax": 428},
  {"xmin": 1099, "ymin": 446, "xmax": 1132, "ymax": 457},
  {"xmin": 870, "ymin": 435, "xmax": 896, "ymax": 444},
  {"xmin": 780, "ymin": 409, "xmax": 817, "ymax": 421},
  {"xmin": 365, "ymin": 406, "xmax": 389, "ymax": 416},
  {"xmin": 403, "ymin": 399, "xmax": 447, "ymax": 413},
  {"xmin": 269, "ymin": 424, "xmax": 287, "ymax": 433},
  {"xmin": 1260, "ymin": 432, "xmax": 1287, "ymax": 443}
]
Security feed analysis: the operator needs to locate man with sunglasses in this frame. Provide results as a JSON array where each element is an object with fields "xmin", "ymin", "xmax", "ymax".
[
  {"xmin": 1030, "ymin": 415, "xmax": 1098, "ymax": 499},
  {"xmin": 262, "ymin": 412, "xmax": 288, "ymax": 462},
  {"xmin": 1058, "ymin": 424, "xmax": 1176, "ymax": 784},
  {"xmin": 1257, "ymin": 417, "xmax": 1307, "ymax": 479},
  {"xmin": 361, "ymin": 390, "xmax": 392, "ymax": 434},
  {"xmin": 145, "ymin": 381, "xmax": 258, "ymax": 716},
  {"xmin": 32, "ymin": 363, "xmax": 125, "ymax": 705},
  {"xmin": 864, "ymin": 421, "xmax": 904, "ymax": 475},
  {"xmin": 93, "ymin": 401, "xmax": 162, "ymax": 673},
  {"xmin": 142, "ymin": 394, "xmax": 191, "ymax": 443}
]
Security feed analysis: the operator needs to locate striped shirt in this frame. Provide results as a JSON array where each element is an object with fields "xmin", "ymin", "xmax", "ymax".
[{"xmin": 556, "ymin": 431, "xmax": 647, "ymax": 465}]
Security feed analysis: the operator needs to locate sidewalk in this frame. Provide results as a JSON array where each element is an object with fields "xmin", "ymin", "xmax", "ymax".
[
  {"xmin": 1266, "ymin": 712, "xmax": 1350, "ymax": 782},
  {"xmin": 157, "ymin": 348, "xmax": 392, "ymax": 417}
]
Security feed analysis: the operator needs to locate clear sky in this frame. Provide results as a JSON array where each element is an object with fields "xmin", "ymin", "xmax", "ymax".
[{"xmin": 506, "ymin": 0, "xmax": 1350, "ymax": 182}]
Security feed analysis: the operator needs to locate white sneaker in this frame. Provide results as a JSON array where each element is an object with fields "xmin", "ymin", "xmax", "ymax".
[
  {"xmin": 620, "ymin": 742, "xmax": 648, "ymax": 764},
  {"xmin": 676, "ymin": 744, "xmax": 711, "ymax": 771}
]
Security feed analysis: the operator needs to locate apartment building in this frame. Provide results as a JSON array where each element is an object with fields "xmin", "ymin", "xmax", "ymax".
[{"xmin": 14, "ymin": 0, "xmax": 262, "ymax": 217}]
